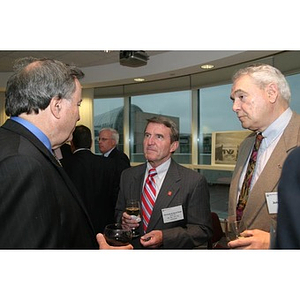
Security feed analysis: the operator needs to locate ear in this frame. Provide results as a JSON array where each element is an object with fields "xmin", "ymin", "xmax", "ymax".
[
  {"xmin": 266, "ymin": 83, "xmax": 279, "ymax": 103},
  {"xmin": 50, "ymin": 97, "xmax": 63, "ymax": 119},
  {"xmin": 170, "ymin": 141, "xmax": 179, "ymax": 153}
]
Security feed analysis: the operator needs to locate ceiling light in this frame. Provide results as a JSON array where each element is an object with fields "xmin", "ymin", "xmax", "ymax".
[
  {"xmin": 201, "ymin": 64, "xmax": 215, "ymax": 69},
  {"xmin": 134, "ymin": 78, "xmax": 145, "ymax": 82}
]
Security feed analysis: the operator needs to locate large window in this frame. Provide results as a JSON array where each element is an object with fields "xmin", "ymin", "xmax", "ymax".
[
  {"xmin": 198, "ymin": 83, "xmax": 242, "ymax": 166},
  {"xmin": 130, "ymin": 91, "xmax": 192, "ymax": 164},
  {"xmin": 93, "ymin": 97, "xmax": 124, "ymax": 153}
]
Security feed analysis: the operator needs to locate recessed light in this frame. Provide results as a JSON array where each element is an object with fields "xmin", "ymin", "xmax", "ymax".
[
  {"xmin": 200, "ymin": 64, "xmax": 215, "ymax": 69},
  {"xmin": 134, "ymin": 78, "xmax": 145, "ymax": 82}
]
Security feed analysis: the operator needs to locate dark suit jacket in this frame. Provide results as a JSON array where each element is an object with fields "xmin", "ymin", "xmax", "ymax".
[
  {"xmin": 62, "ymin": 150, "xmax": 119, "ymax": 233},
  {"xmin": 107, "ymin": 147, "xmax": 131, "ymax": 184},
  {"xmin": 276, "ymin": 146, "xmax": 300, "ymax": 248},
  {"xmin": 115, "ymin": 159, "xmax": 212, "ymax": 249},
  {"xmin": 228, "ymin": 112, "xmax": 300, "ymax": 232},
  {"xmin": 0, "ymin": 119, "xmax": 98, "ymax": 249}
]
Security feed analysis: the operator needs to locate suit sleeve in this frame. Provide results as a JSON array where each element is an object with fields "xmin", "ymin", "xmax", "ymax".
[{"xmin": 276, "ymin": 148, "xmax": 300, "ymax": 249}]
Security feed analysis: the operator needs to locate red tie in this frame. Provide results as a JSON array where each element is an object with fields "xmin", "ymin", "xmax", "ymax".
[
  {"xmin": 236, "ymin": 133, "xmax": 264, "ymax": 221},
  {"xmin": 141, "ymin": 168, "xmax": 157, "ymax": 233}
]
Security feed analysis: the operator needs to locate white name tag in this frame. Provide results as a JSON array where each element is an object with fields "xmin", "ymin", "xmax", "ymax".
[
  {"xmin": 162, "ymin": 205, "xmax": 184, "ymax": 224},
  {"xmin": 265, "ymin": 192, "xmax": 278, "ymax": 214}
]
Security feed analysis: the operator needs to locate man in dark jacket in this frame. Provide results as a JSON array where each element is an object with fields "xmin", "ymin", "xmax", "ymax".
[{"xmin": 63, "ymin": 125, "xmax": 119, "ymax": 233}]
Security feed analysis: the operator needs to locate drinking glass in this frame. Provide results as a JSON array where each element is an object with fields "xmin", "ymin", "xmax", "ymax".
[
  {"xmin": 103, "ymin": 223, "xmax": 132, "ymax": 246},
  {"xmin": 225, "ymin": 216, "xmax": 246, "ymax": 241},
  {"xmin": 125, "ymin": 199, "xmax": 141, "ymax": 237}
]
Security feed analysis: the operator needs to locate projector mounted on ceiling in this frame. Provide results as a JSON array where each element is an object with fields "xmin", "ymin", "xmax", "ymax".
[{"xmin": 119, "ymin": 51, "xmax": 149, "ymax": 67}]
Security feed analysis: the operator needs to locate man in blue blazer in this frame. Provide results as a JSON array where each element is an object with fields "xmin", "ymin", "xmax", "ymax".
[
  {"xmin": 115, "ymin": 116, "xmax": 212, "ymax": 249},
  {"xmin": 275, "ymin": 146, "xmax": 300, "ymax": 248}
]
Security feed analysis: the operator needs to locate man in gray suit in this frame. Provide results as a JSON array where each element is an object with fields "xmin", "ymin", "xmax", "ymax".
[
  {"xmin": 228, "ymin": 64, "xmax": 300, "ymax": 249},
  {"xmin": 115, "ymin": 116, "xmax": 212, "ymax": 249}
]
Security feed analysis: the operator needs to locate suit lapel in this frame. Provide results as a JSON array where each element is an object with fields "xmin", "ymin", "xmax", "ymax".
[
  {"xmin": 228, "ymin": 133, "xmax": 255, "ymax": 216},
  {"xmin": 243, "ymin": 112, "xmax": 300, "ymax": 226}
]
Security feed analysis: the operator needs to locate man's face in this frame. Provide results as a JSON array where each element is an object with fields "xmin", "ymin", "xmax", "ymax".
[
  {"xmin": 230, "ymin": 74, "xmax": 272, "ymax": 132},
  {"xmin": 143, "ymin": 122, "xmax": 179, "ymax": 168},
  {"xmin": 98, "ymin": 130, "xmax": 116, "ymax": 154}
]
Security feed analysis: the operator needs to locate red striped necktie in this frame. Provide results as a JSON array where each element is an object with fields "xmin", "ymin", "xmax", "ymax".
[
  {"xmin": 141, "ymin": 168, "xmax": 157, "ymax": 233},
  {"xmin": 236, "ymin": 132, "xmax": 264, "ymax": 221}
]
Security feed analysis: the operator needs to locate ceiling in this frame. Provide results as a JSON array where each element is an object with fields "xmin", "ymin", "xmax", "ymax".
[
  {"xmin": 0, "ymin": 50, "xmax": 283, "ymax": 90},
  {"xmin": 0, "ymin": 50, "xmax": 166, "ymax": 72}
]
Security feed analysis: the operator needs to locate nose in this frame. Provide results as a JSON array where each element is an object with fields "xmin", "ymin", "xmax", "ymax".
[
  {"xmin": 145, "ymin": 135, "xmax": 154, "ymax": 145},
  {"xmin": 232, "ymin": 99, "xmax": 240, "ymax": 112}
]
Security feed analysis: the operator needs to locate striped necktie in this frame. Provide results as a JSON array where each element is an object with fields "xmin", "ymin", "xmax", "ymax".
[
  {"xmin": 141, "ymin": 168, "xmax": 157, "ymax": 233},
  {"xmin": 236, "ymin": 132, "xmax": 264, "ymax": 221}
]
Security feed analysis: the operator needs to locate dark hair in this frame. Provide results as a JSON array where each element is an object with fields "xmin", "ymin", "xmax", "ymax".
[
  {"xmin": 145, "ymin": 116, "xmax": 179, "ymax": 143},
  {"xmin": 5, "ymin": 57, "xmax": 84, "ymax": 116},
  {"xmin": 72, "ymin": 125, "xmax": 92, "ymax": 149}
]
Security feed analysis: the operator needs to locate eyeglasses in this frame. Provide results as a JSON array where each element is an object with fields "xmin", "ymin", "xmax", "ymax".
[{"xmin": 99, "ymin": 138, "xmax": 112, "ymax": 142}]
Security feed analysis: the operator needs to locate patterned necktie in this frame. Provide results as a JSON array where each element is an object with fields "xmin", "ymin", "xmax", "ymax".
[
  {"xmin": 141, "ymin": 168, "xmax": 157, "ymax": 233},
  {"xmin": 236, "ymin": 133, "xmax": 264, "ymax": 221}
]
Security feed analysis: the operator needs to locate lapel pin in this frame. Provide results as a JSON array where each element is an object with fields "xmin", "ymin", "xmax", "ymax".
[{"xmin": 168, "ymin": 191, "xmax": 172, "ymax": 196}]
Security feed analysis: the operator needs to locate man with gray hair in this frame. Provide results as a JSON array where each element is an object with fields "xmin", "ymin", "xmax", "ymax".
[
  {"xmin": 98, "ymin": 127, "xmax": 130, "ymax": 185},
  {"xmin": 228, "ymin": 63, "xmax": 300, "ymax": 249},
  {"xmin": 0, "ymin": 57, "xmax": 131, "ymax": 249}
]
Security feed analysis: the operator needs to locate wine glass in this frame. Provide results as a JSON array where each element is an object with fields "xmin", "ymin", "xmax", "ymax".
[
  {"xmin": 225, "ymin": 216, "xmax": 246, "ymax": 241},
  {"xmin": 103, "ymin": 223, "xmax": 132, "ymax": 246},
  {"xmin": 125, "ymin": 199, "xmax": 141, "ymax": 237}
]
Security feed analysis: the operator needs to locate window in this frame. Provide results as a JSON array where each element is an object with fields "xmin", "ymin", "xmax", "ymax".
[
  {"xmin": 198, "ymin": 83, "xmax": 242, "ymax": 166},
  {"xmin": 130, "ymin": 91, "xmax": 192, "ymax": 163},
  {"xmin": 287, "ymin": 73, "xmax": 300, "ymax": 113}
]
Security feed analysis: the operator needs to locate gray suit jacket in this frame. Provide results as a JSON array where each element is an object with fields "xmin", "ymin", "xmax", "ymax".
[
  {"xmin": 115, "ymin": 159, "xmax": 212, "ymax": 249},
  {"xmin": 228, "ymin": 112, "xmax": 300, "ymax": 231}
]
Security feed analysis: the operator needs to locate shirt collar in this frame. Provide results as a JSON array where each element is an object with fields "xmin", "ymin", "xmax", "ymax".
[
  {"xmin": 103, "ymin": 147, "xmax": 115, "ymax": 157},
  {"xmin": 261, "ymin": 108, "xmax": 292, "ymax": 148},
  {"xmin": 10, "ymin": 116, "xmax": 52, "ymax": 152},
  {"xmin": 73, "ymin": 148, "xmax": 91, "ymax": 154},
  {"xmin": 147, "ymin": 158, "xmax": 171, "ymax": 176}
]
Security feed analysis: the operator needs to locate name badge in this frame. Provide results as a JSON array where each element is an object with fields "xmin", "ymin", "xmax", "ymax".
[
  {"xmin": 162, "ymin": 205, "xmax": 184, "ymax": 224},
  {"xmin": 265, "ymin": 192, "xmax": 278, "ymax": 214}
]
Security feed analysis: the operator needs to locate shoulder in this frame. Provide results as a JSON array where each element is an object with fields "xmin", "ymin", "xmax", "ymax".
[
  {"xmin": 170, "ymin": 160, "xmax": 204, "ymax": 180},
  {"xmin": 284, "ymin": 146, "xmax": 300, "ymax": 166}
]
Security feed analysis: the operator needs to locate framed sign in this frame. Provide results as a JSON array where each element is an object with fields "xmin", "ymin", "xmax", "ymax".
[{"xmin": 211, "ymin": 130, "xmax": 251, "ymax": 166}]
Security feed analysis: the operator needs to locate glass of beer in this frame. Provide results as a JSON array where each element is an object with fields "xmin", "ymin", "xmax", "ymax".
[{"xmin": 125, "ymin": 199, "xmax": 141, "ymax": 237}]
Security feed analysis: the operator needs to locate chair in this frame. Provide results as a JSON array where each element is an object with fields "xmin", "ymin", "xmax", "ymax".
[{"xmin": 208, "ymin": 212, "xmax": 228, "ymax": 249}]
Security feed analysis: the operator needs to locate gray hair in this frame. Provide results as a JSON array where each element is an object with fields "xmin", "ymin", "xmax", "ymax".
[
  {"xmin": 5, "ymin": 57, "xmax": 84, "ymax": 116},
  {"xmin": 99, "ymin": 127, "xmax": 119, "ymax": 144},
  {"xmin": 232, "ymin": 63, "xmax": 291, "ymax": 103}
]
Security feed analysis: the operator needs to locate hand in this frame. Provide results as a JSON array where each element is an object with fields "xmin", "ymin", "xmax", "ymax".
[
  {"xmin": 227, "ymin": 229, "xmax": 270, "ymax": 249},
  {"xmin": 140, "ymin": 230, "xmax": 163, "ymax": 248},
  {"xmin": 96, "ymin": 233, "xmax": 133, "ymax": 250},
  {"xmin": 122, "ymin": 212, "xmax": 140, "ymax": 230}
]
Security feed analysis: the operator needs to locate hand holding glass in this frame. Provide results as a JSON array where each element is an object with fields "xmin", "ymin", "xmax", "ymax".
[
  {"xmin": 104, "ymin": 223, "xmax": 132, "ymax": 246},
  {"xmin": 225, "ymin": 217, "xmax": 246, "ymax": 241},
  {"xmin": 125, "ymin": 199, "xmax": 141, "ymax": 237}
]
